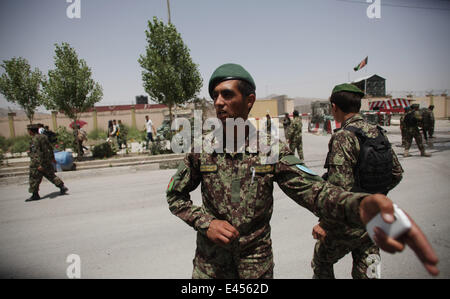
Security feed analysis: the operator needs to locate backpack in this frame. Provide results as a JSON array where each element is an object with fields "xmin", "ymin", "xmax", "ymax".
[
  {"xmin": 44, "ymin": 130, "xmax": 58, "ymax": 144},
  {"xmin": 345, "ymin": 126, "xmax": 394, "ymax": 195},
  {"xmin": 403, "ymin": 111, "xmax": 417, "ymax": 127}
]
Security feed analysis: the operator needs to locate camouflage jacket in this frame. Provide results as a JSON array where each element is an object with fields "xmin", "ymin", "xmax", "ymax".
[
  {"xmin": 29, "ymin": 134, "xmax": 55, "ymax": 168},
  {"xmin": 322, "ymin": 114, "xmax": 403, "ymax": 233},
  {"xmin": 287, "ymin": 116, "xmax": 302, "ymax": 142},
  {"xmin": 167, "ymin": 129, "xmax": 369, "ymax": 276}
]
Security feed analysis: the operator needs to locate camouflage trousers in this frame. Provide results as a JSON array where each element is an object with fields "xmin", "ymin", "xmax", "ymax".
[
  {"xmin": 311, "ymin": 232, "xmax": 380, "ymax": 279},
  {"xmin": 191, "ymin": 234, "xmax": 274, "ymax": 279},
  {"xmin": 289, "ymin": 137, "xmax": 304, "ymax": 161},
  {"xmin": 29, "ymin": 166, "xmax": 64, "ymax": 194},
  {"xmin": 404, "ymin": 128, "xmax": 425, "ymax": 152}
]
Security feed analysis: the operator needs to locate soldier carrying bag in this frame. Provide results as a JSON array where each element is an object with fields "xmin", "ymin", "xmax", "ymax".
[{"xmin": 345, "ymin": 126, "xmax": 394, "ymax": 195}]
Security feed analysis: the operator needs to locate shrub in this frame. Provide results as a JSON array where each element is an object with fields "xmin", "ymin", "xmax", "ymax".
[
  {"xmin": 55, "ymin": 126, "xmax": 75, "ymax": 151},
  {"xmin": 88, "ymin": 128, "xmax": 108, "ymax": 140},
  {"xmin": 0, "ymin": 136, "xmax": 9, "ymax": 152},
  {"xmin": 0, "ymin": 149, "xmax": 4, "ymax": 166},
  {"xmin": 92, "ymin": 142, "xmax": 116, "ymax": 159},
  {"xmin": 10, "ymin": 135, "xmax": 31, "ymax": 154},
  {"xmin": 127, "ymin": 126, "xmax": 146, "ymax": 142}
]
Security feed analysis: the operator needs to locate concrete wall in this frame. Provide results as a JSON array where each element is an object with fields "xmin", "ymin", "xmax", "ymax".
[
  {"xmin": 0, "ymin": 107, "xmax": 168, "ymax": 138},
  {"xmin": 249, "ymin": 99, "xmax": 278, "ymax": 119}
]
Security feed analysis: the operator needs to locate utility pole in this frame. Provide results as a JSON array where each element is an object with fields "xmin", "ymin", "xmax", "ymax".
[{"xmin": 166, "ymin": 0, "xmax": 171, "ymax": 24}]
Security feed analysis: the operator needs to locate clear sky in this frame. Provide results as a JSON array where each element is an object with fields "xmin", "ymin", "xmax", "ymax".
[{"xmin": 1, "ymin": 0, "xmax": 449, "ymax": 111}]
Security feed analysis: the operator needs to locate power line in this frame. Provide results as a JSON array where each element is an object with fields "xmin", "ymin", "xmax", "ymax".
[{"xmin": 333, "ymin": 0, "xmax": 450, "ymax": 11}]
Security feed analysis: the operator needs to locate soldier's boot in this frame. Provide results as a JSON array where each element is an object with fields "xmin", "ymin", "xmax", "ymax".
[
  {"xmin": 26, "ymin": 192, "xmax": 40, "ymax": 202},
  {"xmin": 60, "ymin": 185, "xmax": 69, "ymax": 195},
  {"xmin": 403, "ymin": 149, "xmax": 410, "ymax": 157},
  {"xmin": 420, "ymin": 150, "xmax": 431, "ymax": 157}
]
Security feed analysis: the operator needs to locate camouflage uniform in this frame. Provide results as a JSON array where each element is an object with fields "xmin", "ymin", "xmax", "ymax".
[
  {"xmin": 167, "ymin": 128, "xmax": 370, "ymax": 279},
  {"xmin": 29, "ymin": 134, "xmax": 65, "ymax": 194},
  {"xmin": 421, "ymin": 108, "xmax": 434, "ymax": 141},
  {"xmin": 399, "ymin": 113, "xmax": 407, "ymax": 147},
  {"xmin": 287, "ymin": 116, "xmax": 303, "ymax": 161},
  {"xmin": 404, "ymin": 110, "xmax": 427, "ymax": 155},
  {"xmin": 313, "ymin": 114, "xmax": 403, "ymax": 279}
]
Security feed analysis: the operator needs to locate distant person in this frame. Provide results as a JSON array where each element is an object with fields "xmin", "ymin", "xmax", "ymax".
[
  {"xmin": 422, "ymin": 105, "xmax": 435, "ymax": 146},
  {"xmin": 117, "ymin": 120, "xmax": 128, "ymax": 149},
  {"xmin": 399, "ymin": 106, "xmax": 411, "ymax": 147},
  {"xmin": 287, "ymin": 110, "xmax": 304, "ymax": 161},
  {"xmin": 145, "ymin": 115, "xmax": 156, "ymax": 150},
  {"xmin": 403, "ymin": 104, "xmax": 431, "ymax": 157},
  {"xmin": 26, "ymin": 124, "xmax": 68, "ymax": 202},
  {"xmin": 107, "ymin": 120, "xmax": 114, "ymax": 143},
  {"xmin": 282, "ymin": 112, "xmax": 291, "ymax": 133}
]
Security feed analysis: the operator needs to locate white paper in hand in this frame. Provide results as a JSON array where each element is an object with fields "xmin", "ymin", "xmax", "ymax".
[{"xmin": 366, "ymin": 204, "xmax": 412, "ymax": 242}]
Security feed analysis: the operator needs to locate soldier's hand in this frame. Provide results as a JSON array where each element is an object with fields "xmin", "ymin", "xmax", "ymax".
[
  {"xmin": 312, "ymin": 223, "xmax": 326, "ymax": 241},
  {"xmin": 207, "ymin": 220, "xmax": 239, "ymax": 246},
  {"xmin": 360, "ymin": 194, "xmax": 439, "ymax": 276},
  {"xmin": 37, "ymin": 166, "xmax": 44, "ymax": 172}
]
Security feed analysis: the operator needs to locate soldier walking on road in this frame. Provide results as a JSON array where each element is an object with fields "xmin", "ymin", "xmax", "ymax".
[
  {"xmin": 421, "ymin": 105, "xmax": 435, "ymax": 147},
  {"xmin": 311, "ymin": 83, "xmax": 404, "ymax": 279},
  {"xmin": 399, "ymin": 106, "xmax": 411, "ymax": 147},
  {"xmin": 26, "ymin": 124, "xmax": 68, "ymax": 202},
  {"xmin": 287, "ymin": 110, "xmax": 304, "ymax": 161},
  {"xmin": 166, "ymin": 63, "xmax": 439, "ymax": 279},
  {"xmin": 403, "ymin": 104, "xmax": 431, "ymax": 157}
]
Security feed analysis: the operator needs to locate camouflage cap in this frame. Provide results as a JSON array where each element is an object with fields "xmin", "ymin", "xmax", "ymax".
[
  {"xmin": 411, "ymin": 103, "xmax": 420, "ymax": 109},
  {"xmin": 208, "ymin": 63, "xmax": 256, "ymax": 98},
  {"xmin": 332, "ymin": 83, "xmax": 365, "ymax": 97}
]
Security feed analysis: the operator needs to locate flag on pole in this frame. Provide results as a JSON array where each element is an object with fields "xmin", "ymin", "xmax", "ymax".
[{"xmin": 353, "ymin": 56, "xmax": 368, "ymax": 71}]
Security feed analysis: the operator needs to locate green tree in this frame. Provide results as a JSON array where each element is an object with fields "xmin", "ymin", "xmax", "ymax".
[
  {"xmin": 0, "ymin": 57, "xmax": 45, "ymax": 124},
  {"xmin": 44, "ymin": 42, "xmax": 103, "ymax": 124},
  {"xmin": 138, "ymin": 17, "xmax": 202, "ymax": 123}
]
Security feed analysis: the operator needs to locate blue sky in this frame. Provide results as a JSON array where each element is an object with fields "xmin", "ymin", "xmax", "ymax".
[{"xmin": 1, "ymin": 0, "xmax": 449, "ymax": 111}]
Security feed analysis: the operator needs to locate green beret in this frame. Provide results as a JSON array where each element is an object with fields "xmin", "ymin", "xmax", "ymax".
[
  {"xmin": 332, "ymin": 83, "xmax": 365, "ymax": 97},
  {"xmin": 208, "ymin": 63, "xmax": 256, "ymax": 98}
]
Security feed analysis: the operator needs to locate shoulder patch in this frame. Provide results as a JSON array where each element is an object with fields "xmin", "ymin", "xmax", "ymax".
[{"xmin": 295, "ymin": 164, "xmax": 317, "ymax": 176}]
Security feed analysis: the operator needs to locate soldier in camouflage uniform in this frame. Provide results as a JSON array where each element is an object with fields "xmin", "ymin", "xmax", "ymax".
[
  {"xmin": 403, "ymin": 104, "xmax": 431, "ymax": 157},
  {"xmin": 399, "ymin": 106, "xmax": 411, "ymax": 147},
  {"xmin": 421, "ymin": 105, "xmax": 435, "ymax": 146},
  {"xmin": 166, "ymin": 64, "xmax": 439, "ymax": 279},
  {"xmin": 311, "ymin": 84, "xmax": 404, "ymax": 279},
  {"xmin": 27, "ymin": 124, "xmax": 68, "ymax": 202},
  {"xmin": 287, "ymin": 110, "xmax": 304, "ymax": 161}
]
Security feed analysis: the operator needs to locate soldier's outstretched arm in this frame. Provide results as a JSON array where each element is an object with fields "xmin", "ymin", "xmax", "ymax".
[
  {"xmin": 275, "ymin": 153, "xmax": 439, "ymax": 276},
  {"xmin": 166, "ymin": 154, "xmax": 216, "ymax": 235}
]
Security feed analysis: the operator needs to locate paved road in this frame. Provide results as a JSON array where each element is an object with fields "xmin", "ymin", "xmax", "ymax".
[{"xmin": 0, "ymin": 121, "xmax": 449, "ymax": 279}]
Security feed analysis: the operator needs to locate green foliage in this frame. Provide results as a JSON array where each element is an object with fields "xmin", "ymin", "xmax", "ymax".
[
  {"xmin": 55, "ymin": 126, "xmax": 75, "ymax": 151},
  {"xmin": 44, "ymin": 42, "xmax": 103, "ymax": 123},
  {"xmin": 127, "ymin": 126, "xmax": 146, "ymax": 142},
  {"xmin": 92, "ymin": 142, "xmax": 116, "ymax": 159},
  {"xmin": 0, "ymin": 135, "xmax": 9, "ymax": 152},
  {"xmin": 10, "ymin": 135, "xmax": 31, "ymax": 154},
  {"xmin": 0, "ymin": 57, "xmax": 45, "ymax": 123},
  {"xmin": 0, "ymin": 149, "xmax": 4, "ymax": 166},
  {"xmin": 88, "ymin": 128, "xmax": 108, "ymax": 140},
  {"xmin": 138, "ymin": 17, "xmax": 202, "ymax": 122}
]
